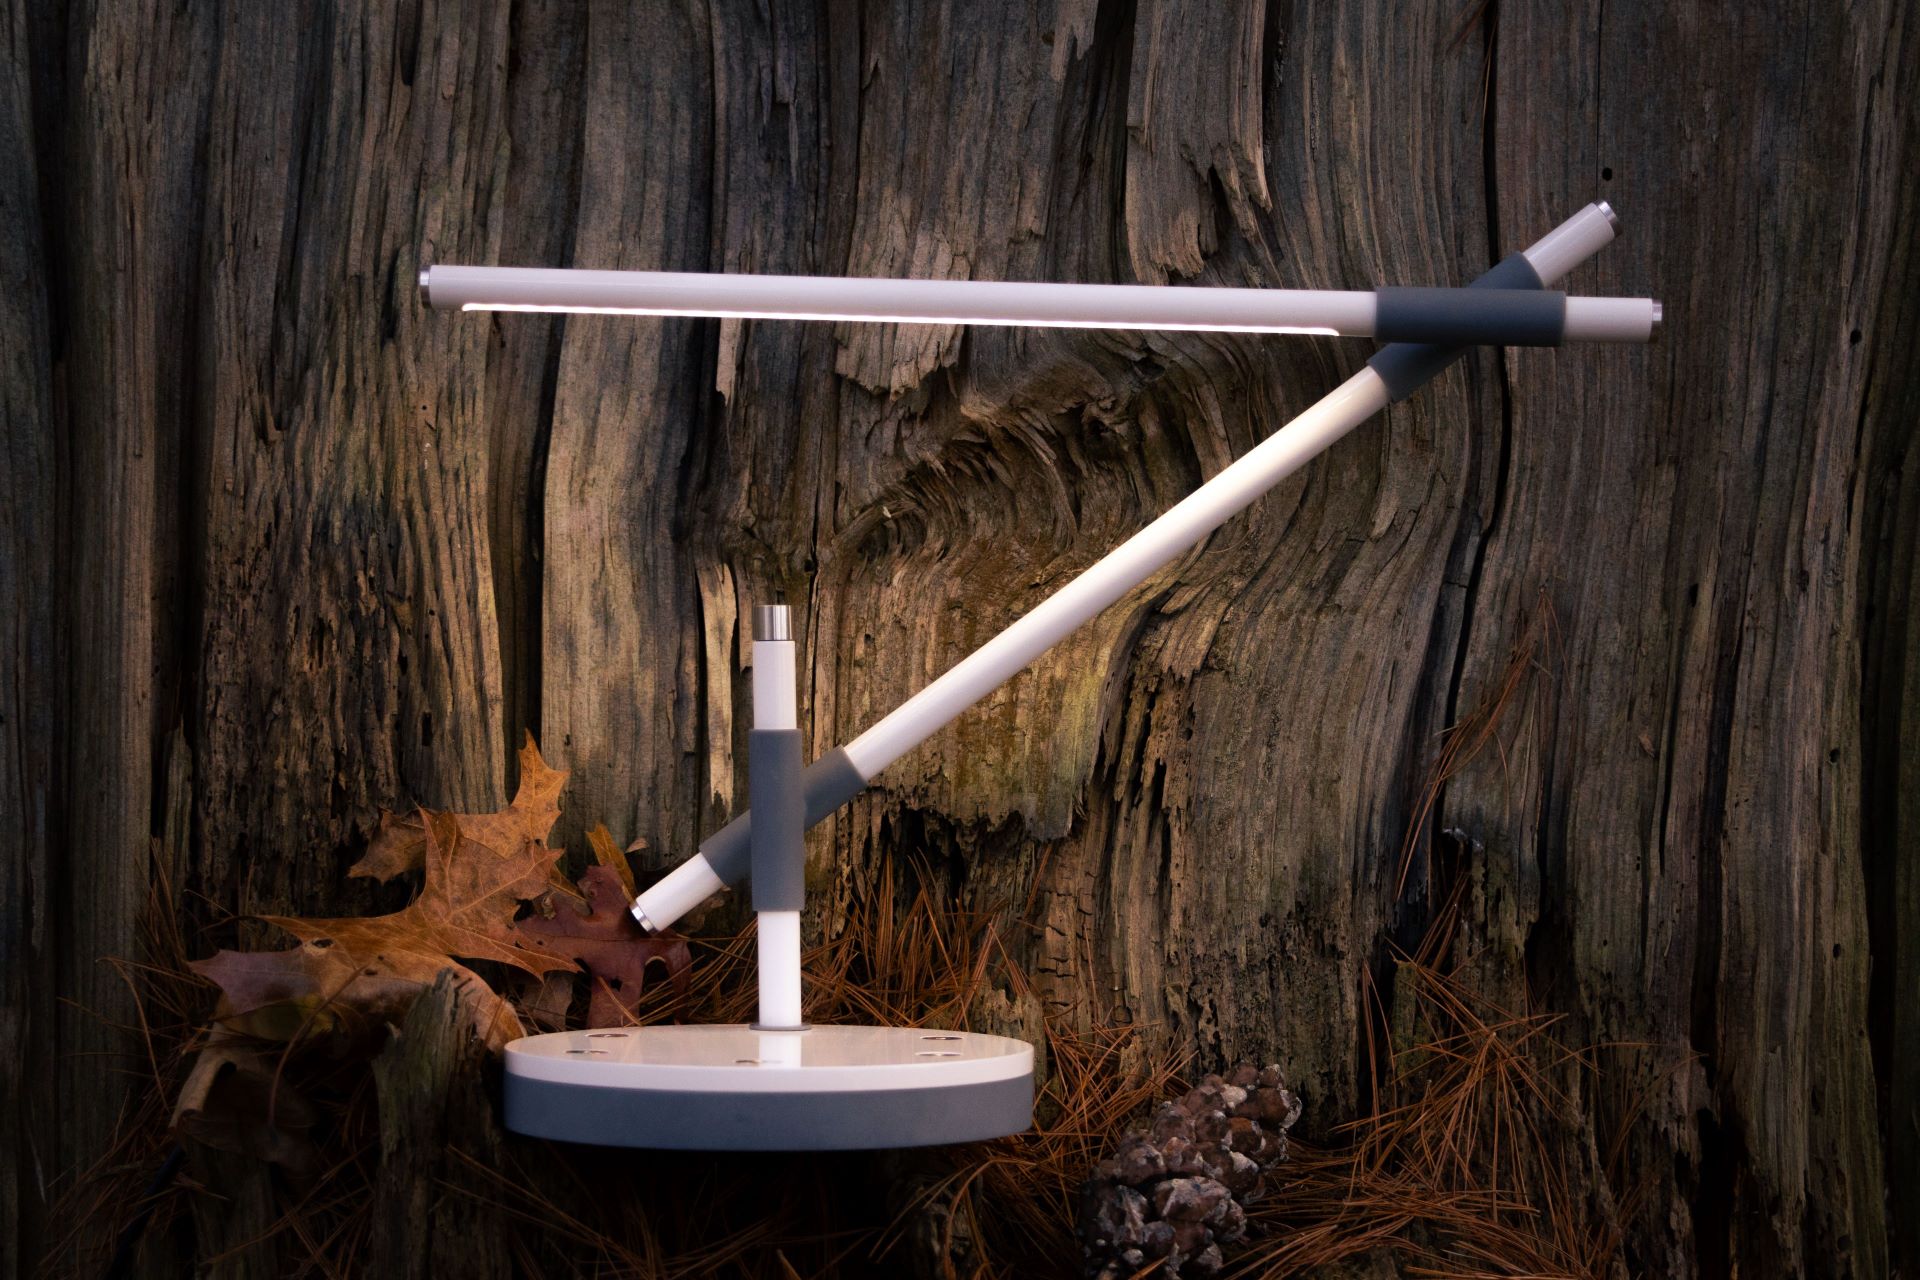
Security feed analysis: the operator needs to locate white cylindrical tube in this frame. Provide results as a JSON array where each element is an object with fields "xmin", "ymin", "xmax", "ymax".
[
  {"xmin": 424, "ymin": 266, "xmax": 1371, "ymax": 334},
  {"xmin": 423, "ymin": 263, "xmax": 1657, "ymax": 346},
  {"xmin": 751, "ymin": 606, "xmax": 805, "ymax": 1030},
  {"xmin": 631, "ymin": 855, "xmax": 722, "ymax": 933},
  {"xmin": 1562, "ymin": 296, "xmax": 1659, "ymax": 342},
  {"xmin": 756, "ymin": 910, "xmax": 803, "ymax": 1031},
  {"xmin": 1520, "ymin": 201, "xmax": 1620, "ymax": 286},
  {"xmin": 752, "ymin": 638, "xmax": 797, "ymax": 730}
]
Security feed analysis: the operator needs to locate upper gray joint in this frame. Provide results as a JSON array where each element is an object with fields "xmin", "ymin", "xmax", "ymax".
[
  {"xmin": 1597, "ymin": 201, "xmax": 1621, "ymax": 233},
  {"xmin": 1373, "ymin": 287, "xmax": 1565, "ymax": 347},
  {"xmin": 753, "ymin": 604, "xmax": 791, "ymax": 642},
  {"xmin": 417, "ymin": 267, "xmax": 432, "ymax": 305}
]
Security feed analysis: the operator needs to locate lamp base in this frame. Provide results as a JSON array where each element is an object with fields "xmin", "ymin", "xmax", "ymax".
[{"xmin": 503, "ymin": 1024, "xmax": 1034, "ymax": 1150}]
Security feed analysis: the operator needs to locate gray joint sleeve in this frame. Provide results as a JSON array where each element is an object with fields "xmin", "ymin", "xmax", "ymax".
[
  {"xmin": 706, "ymin": 746, "xmax": 868, "ymax": 886},
  {"xmin": 1374, "ymin": 286, "xmax": 1563, "ymax": 347},
  {"xmin": 1366, "ymin": 254, "xmax": 1546, "ymax": 402},
  {"xmin": 747, "ymin": 728, "xmax": 805, "ymax": 911}
]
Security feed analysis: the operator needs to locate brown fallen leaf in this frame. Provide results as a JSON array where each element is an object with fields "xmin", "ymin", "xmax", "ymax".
[
  {"xmin": 277, "ymin": 808, "xmax": 577, "ymax": 974},
  {"xmin": 514, "ymin": 864, "xmax": 692, "ymax": 1027},
  {"xmin": 351, "ymin": 733, "xmax": 577, "ymax": 902},
  {"xmin": 193, "ymin": 809, "xmax": 572, "ymax": 1052}
]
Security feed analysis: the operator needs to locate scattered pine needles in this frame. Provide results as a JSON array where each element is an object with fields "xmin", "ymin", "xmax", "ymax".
[
  {"xmin": 49, "ymin": 592, "xmax": 1661, "ymax": 1278},
  {"xmin": 1231, "ymin": 957, "xmax": 1632, "ymax": 1279}
]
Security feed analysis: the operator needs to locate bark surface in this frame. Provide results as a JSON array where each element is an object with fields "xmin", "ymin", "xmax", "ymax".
[{"xmin": 3, "ymin": 2, "xmax": 1915, "ymax": 1275}]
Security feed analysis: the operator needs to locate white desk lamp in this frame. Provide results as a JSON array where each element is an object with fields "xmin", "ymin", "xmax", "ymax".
[{"xmin": 422, "ymin": 202, "xmax": 1651, "ymax": 1149}]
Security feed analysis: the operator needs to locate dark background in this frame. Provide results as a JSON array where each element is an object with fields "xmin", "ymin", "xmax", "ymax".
[{"xmin": 2, "ymin": 0, "xmax": 1915, "ymax": 1275}]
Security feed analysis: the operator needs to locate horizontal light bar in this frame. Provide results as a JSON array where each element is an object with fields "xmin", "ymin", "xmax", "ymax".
[{"xmin": 420, "ymin": 266, "xmax": 1659, "ymax": 345}]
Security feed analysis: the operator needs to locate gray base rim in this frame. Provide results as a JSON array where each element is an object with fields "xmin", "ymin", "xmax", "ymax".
[{"xmin": 504, "ymin": 1070, "xmax": 1034, "ymax": 1151}]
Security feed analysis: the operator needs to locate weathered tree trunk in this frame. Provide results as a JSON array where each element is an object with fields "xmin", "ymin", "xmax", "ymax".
[
  {"xmin": 366, "ymin": 974, "xmax": 513, "ymax": 1280},
  {"xmin": 1, "ymin": 4, "xmax": 54, "ymax": 1277},
  {"xmin": 3, "ymin": 1, "xmax": 1915, "ymax": 1275}
]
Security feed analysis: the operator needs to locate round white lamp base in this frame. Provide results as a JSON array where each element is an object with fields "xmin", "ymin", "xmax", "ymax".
[{"xmin": 503, "ymin": 1024, "xmax": 1035, "ymax": 1150}]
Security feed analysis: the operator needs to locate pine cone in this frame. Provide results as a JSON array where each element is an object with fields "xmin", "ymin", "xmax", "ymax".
[{"xmin": 1078, "ymin": 1064, "xmax": 1301, "ymax": 1279}]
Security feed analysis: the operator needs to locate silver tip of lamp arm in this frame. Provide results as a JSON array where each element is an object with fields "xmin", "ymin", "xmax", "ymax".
[
  {"xmin": 1651, "ymin": 301, "xmax": 1663, "ymax": 331},
  {"xmin": 1598, "ymin": 200, "xmax": 1621, "ymax": 233},
  {"xmin": 418, "ymin": 266, "xmax": 432, "ymax": 306}
]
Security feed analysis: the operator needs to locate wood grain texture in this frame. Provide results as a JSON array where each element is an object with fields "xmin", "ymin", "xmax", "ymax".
[
  {"xmin": 1860, "ymin": 2, "xmax": 1920, "ymax": 1266},
  {"xmin": 540, "ymin": 0, "xmax": 716, "ymax": 862},
  {"xmin": 1458, "ymin": 4, "xmax": 1910, "ymax": 1272},
  {"xmin": 0, "ymin": 0, "xmax": 52, "ymax": 1269},
  {"xmin": 485, "ymin": 0, "xmax": 586, "ymax": 759},
  {"xmin": 193, "ymin": 0, "xmax": 514, "ymax": 923},
  {"xmin": 4, "ymin": 1, "xmax": 1916, "ymax": 1274},
  {"xmin": 54, "ymin": 0, "xmax": 212, "ymax": 1207}
]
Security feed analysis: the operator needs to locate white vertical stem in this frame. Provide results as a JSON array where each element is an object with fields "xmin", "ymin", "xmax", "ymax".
[
  {"xmin": 752, "ymin": 635, "xmax": 797, "ymax": 731},
  {"xmin": 753, "ymin": 614, "xmax": 803, "ymax": 1030},
  {"xmin": 756, "ymin": 910, "xmax": 803, "ymax": 1031}
]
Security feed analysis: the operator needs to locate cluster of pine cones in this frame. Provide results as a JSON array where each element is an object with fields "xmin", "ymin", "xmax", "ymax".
[{"xmin": 1078, "ymin": 1064, "xmax": 1302, "ymax": 1278}]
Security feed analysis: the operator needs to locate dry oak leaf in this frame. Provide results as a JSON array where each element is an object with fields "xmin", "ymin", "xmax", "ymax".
[
  {"xmin": 192, "ymin": 809, "xmax": 575, "ymax": 1052},
  {"xmin": 514, "ymin": 862, "xmax": 692, "ymax": 1028},
  {"xmin": 352, "ymin": 733, "xmax": 575, "ymax": 903}
]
